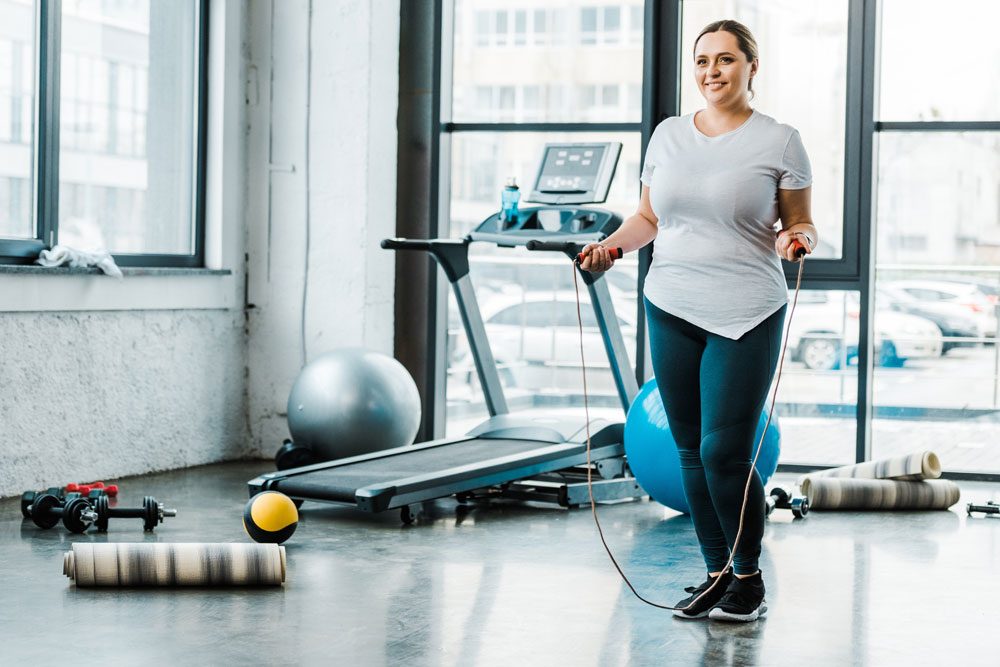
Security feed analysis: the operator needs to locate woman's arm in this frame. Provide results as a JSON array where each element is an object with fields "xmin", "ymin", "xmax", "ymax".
[
  {"xmin": 776, "ymin": 186, "xmax": 818, "ymax": 262},
  {"xmin": 579, "ymin": 185, "xmax": 658, "ymax": 272}
]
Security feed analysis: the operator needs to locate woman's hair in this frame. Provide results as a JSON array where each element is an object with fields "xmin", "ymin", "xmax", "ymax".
[{"xmin": 694, "ymin": 20, "xmax": 759, "ymax": 97}]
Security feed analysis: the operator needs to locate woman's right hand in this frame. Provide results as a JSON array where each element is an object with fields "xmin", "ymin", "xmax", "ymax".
[{"xmin": 578, "ymin": 243, "xmax": 616, "ymax": 273}]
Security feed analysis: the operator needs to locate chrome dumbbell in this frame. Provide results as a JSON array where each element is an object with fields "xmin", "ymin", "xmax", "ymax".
[{"xmin": 765, "ymin": 487, "xmax": 809, "ymax": 519}]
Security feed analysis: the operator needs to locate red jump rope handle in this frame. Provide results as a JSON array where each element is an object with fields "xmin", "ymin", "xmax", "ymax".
[
  {"xmin": 790, "ymin": 240, "xmax": 807, "ymax": 259},
  {"xmin": 577, "ymin": 247, "xmax": 623, "ymax": 264}
]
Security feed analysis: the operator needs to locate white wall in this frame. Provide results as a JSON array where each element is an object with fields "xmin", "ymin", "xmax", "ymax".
[{"xmin": 244, "ymin": 0, "xmax": 399, "ymax": 454}]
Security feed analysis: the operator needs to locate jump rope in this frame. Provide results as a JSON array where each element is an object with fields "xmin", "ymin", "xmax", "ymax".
[{"xmin": 571, "ymin": 239, "xmax": 807, "ymax": 612}]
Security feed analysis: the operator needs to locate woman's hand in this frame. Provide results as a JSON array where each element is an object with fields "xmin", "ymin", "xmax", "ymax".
[
  {"xmin": 775, "ymin": 230, "xmax": 814, "ymax": 262},
  {"xmin": 578, "ymin": 243, "xmax": 616, "ymax": 273}
]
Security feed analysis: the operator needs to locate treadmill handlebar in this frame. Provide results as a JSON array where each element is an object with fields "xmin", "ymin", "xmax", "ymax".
[
  {"xmin": 381, "ymin": 237, "xmax": 467, "ymax": 251},
  {"xmin": 526, "ymin": 240, "xmax": 623, "ymax": 265},
  {"xmin": 381, "ymin": 237, "xmax": 471, "ymax": 283}
]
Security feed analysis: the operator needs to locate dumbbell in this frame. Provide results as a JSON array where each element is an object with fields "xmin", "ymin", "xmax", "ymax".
[
  {"xmin": 91, "ymin": 495, "xmax": 177, "ymax": 531},
  {"xmin": 20, "ymin": 487, "xmax": 69, "ymax": 519},
  {"xmin": 67, "ymin": 482, "xmax": 119, "ymax": 497},
  {"xmin": 765, "ymin": 487, "xmax": 809, "ymax": 518},
  {"xmin": 967, "ymin": 501, "xmax": 999, "ymax": 516},
  {"xmin": 28, "ymin": 493, "xmax": 99, "ymax": 533}
]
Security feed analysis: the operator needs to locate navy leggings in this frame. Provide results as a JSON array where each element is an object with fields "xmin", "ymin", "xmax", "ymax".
[{"xmin": 644, "ymin": 298, "xmax": 786, "ymax": 575}]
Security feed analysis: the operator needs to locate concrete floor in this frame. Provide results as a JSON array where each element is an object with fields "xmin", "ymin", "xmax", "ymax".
[{"xmin": 2, "ymin": 461, "xmax": 999, "ymax": 666}]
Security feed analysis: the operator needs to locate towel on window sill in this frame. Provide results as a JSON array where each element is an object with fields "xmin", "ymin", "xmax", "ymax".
[{"xmin": 35, "ymin": 245, "xmax": 124, "ymax": 279}]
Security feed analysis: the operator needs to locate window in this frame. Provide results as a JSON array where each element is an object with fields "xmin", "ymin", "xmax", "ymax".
[
  {"xmin": 871, "ymin": 0, "xmax": 1000, "ymax": 474},
  {"xmin": 0, "ymin": 0, "xmax": 207, "ymax": 266},
  {"xmin": 879, "ymin": 0, "xmax": 1000, "ymax": 121},
  {"xmin": 0, "ymin": 0, "xmax": 36, "ymax": 240},
  {"xmin": 424, "ymin": 0, "xmax": 1000, "ymax": 477},
  {"xmin": 451, "ymin": 0, "xmax": 643, "ymax": 124}
]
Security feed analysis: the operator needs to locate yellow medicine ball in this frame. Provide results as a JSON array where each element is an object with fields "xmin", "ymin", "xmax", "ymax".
[{"xmin": 243, "ymin": 491, "xmax": 298, "ymax": 544}]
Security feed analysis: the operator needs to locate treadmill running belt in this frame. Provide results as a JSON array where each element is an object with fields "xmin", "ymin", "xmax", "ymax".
[{"xmin": 271, "ymin": 438, "xmax": 582, "ymax": 503}]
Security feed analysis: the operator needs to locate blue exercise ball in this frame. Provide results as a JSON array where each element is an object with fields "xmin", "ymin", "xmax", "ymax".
[{"xmin": 624, "ymin": 378, "xmax": 780, "ymax": 514}]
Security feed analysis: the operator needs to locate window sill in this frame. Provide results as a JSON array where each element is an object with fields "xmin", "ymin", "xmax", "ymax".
[{"xmin": 0, "ymin": 265, "xmax": 239, "ymax": 312}]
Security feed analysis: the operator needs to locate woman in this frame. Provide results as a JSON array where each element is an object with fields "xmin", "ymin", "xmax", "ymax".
[{"xmin": 580, "ymin": 19, "xmax": 818, "ymax": 623}]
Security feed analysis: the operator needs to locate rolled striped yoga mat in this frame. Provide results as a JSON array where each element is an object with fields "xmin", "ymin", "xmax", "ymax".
[
  {"xmin": 799, "ymin": 478, "xmax": 960, "ymax": 511},
  {"xmin": 799, "ymin": 450, "xmax": 941, "ymax": 483},
  {"xmin": 64, "ymin": 543, "xmax": 286, "ymax": 587}
]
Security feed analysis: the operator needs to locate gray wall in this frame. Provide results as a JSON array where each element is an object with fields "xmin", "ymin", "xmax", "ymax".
[
  {"xmin": 0, "ymin": 310, "xmax": 247, "ymax": 495},
  {"xmin": 0, "ymin": 0, "xmax": 400, "ymax": 496}
]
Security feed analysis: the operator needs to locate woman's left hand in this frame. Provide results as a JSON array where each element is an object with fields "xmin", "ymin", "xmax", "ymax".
[{"xmin": 775, "ymin": 230, "xmax": 813, "ymax": 262}]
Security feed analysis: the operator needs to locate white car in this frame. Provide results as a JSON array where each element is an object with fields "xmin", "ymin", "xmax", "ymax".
[
  {"xmin": 450, "ymin": 290, "xmax": 637, "ymax": 395},
  {"xmin": 787, "ymin": 291, "xmax": 943, "ymax": 371},
  {"xmin": 883, "ymin": 280, "xmax": 998, "ymax": 339}
]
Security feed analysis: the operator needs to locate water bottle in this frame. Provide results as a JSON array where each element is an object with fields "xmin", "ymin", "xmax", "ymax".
[{"xmin": 500, "ymin": 177, "xmax": 520, "ymax": 224}]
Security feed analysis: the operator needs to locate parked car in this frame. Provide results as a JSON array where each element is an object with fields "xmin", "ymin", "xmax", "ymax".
[
  {"xmin": 878, "ymin": 284, "xmax": 983, "ymax": 352},
  {"xmin": 450, "ymin": 290, "xmax": 638, "ymax": 395},
  {"xmin": 786, "ymin": 291, "xmax": 943, "ymax": 371},
  {"xmin": 883, "ymin": 280, "xmax": 998, "ymax": 340}
]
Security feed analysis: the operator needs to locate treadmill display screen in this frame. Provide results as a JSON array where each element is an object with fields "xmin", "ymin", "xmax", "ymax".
[
  {"xmin": 535, "ymin": 145, "xmax": 607, "ymax": 194},
  {"xmin": 526, "ymin": 141, "xmax": 620, "ymax": 205}
]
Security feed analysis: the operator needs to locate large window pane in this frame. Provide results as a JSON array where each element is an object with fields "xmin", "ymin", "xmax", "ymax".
[
  {"xmin": 451, "ymin": 0, "xmax": 644, "ymax": 123},
  {"xmin": 0, "ymin": 0, "xmax": 36, "ymax": 239},
  {"xmin": 680, "ymin": 1, "xmax": 848, "ymax": 260},
  {"xmin": 777, "ymin": 289, "xmax": 859, "ymax": 467},
  {"xmin": 873, "ymin": 132, "xmax": 1000, "ymax": 472},
  {"xmin": 445, "ymin": 132, "xmax": 641, "ymax": 435},
  {"xmin": 59, "ymin": 0, "xmax": 198, "ymax": 255},
  {"xmin": 879, "ymin": 0, "xmax": 1000, "ymax": 122}
]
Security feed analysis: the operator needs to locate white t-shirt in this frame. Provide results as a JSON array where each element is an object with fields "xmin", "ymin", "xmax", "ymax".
[{"xmin": 640, "ymin": 109, "xmax": 812, "ymax": 339}]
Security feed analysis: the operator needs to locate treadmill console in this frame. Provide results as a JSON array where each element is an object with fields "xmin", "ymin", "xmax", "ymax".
[
  {"xmin": 526, "ymin": 142, "xmax": 621, "ymax": 205},
  {"xmin": 468, "ymin": 141, "xmax": 624, "ymax": 247}
]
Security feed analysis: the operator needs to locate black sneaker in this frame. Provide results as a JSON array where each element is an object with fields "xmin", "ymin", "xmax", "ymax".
[
  {"xmin": 672, "ymin": 570, "xmax": 734, "ymax": 619},
  {"xmin": 708, "ymin": 571, "xmax": 767, "ymax": 622}
]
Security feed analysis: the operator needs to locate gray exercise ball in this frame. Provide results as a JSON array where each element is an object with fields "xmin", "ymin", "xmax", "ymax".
[{"xmin": 286, "ymin": 349, "xmax": 421, "ymax": 461}]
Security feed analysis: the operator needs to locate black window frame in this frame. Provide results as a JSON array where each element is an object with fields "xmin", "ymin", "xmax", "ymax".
[{"xmin": 0, "ymin": 0, "xmax": 210, "ymax": 268}]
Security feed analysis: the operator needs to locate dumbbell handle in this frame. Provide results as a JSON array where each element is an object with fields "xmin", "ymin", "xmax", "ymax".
[
  {"xmin": 94, "ymin": 495, "xmax": 177, "ymax": 532},
  {"xmin": 967, "ymin": 502, "xmax": 1000, "ymax": 515},
  {"xmin": 106, "ymin": 506, "xmax": 177, "ymax": 519}
]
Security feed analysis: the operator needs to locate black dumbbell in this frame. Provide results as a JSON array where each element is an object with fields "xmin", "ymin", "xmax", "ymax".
[
  {"xmin": 92, "ymin": 495, "xmax": 177, "ymax": 531},
  {"xmin": 28, "ymin": 493, "xmax": 99, "ymax": 533},
  {"xmin": 21, "ymin": 486, "xmax": 84, "ymax": 519},
  {"xmin": 967, "ymin": 501, "xmax": 1000, "ymax": 516},
  {"xmin": 766, "ymin": 487, "xmax": 809, "ymax": 519}
]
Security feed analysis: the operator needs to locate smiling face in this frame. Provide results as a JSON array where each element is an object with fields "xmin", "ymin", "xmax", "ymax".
[{"xmin": 693, "ymin": 30, "xmax": 757, "ymax": 108}]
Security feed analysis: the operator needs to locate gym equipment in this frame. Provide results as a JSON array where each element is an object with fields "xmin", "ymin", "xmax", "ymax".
[
  {"xmin": 798, "ymin": 450, "xmax": 940, "ymax": 484},
  {"xmin": 91, "ymin": 495, "xmax": 176, "ymax": 532},
  {"xmin": 765, "ymin": 487, "xmax": 809, "ymax": 518},
  {"xmin": 285, "ymin": 348, "xmax": 422, "ymax": 463},
  {"xmin": 63, "ymin": 543, "xmax": 286, "ymax": 587},
  {"xmin": 799, "ymin": 477, "xmax": 960, "ymax": 510},
  {"xmin": 249, "ymin": 141, "xmax": 646, "ymax": 522},
  {"xmin": 243, "ymin": 491, "xmax": 299, "ymax": 544},
  {"xmin": 275, "ymin": 438, "xmax": 315, "ymax": 470},
  {"xmin": 27, "ymin": 493, "xmax": 99, "ymax": 533},
  {"xmin": 21, "ymin": 488, "xmax": 103, "ymax": 519},
  {"xmin": 622, "ymin": 378, "xmax": 781, "ymax": 514},
  {"xmin": 67, "ymin": 482, "xmax": 119, "ymax": 497},
  {"xmin": 966, "ymin": 501, "xmax": 999, "ymax": 516}
]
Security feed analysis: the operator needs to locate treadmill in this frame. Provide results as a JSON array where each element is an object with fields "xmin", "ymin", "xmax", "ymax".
[{"xmin": 248, "ymin": 142, "xmax": 643, "ymax": 523}]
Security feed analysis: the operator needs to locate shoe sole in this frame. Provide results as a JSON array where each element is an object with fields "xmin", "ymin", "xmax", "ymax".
[
  {"xmin": 672, "ymin": 608, "xmax": 711, "ymax": 620},
  {"xmin": 708, "ymin": 601, "xmax": 768, "ymax": 622}
]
